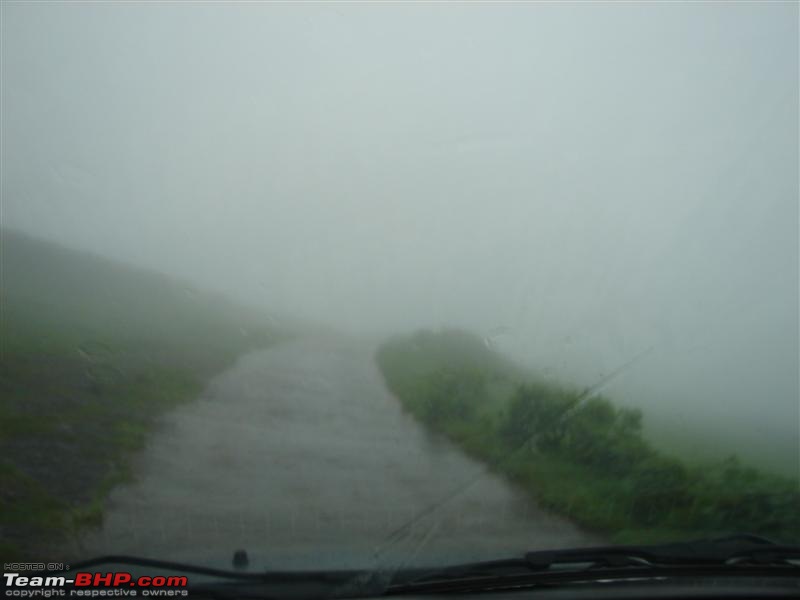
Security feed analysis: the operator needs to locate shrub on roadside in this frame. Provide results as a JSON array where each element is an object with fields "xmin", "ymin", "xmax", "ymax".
[
  {"xmin": 376, "ymin": 329, "xmax": 800, "ymax": 544},
  {"xmin": 414, "ymin": 368, "xmax": 487, "ymax": 426}
]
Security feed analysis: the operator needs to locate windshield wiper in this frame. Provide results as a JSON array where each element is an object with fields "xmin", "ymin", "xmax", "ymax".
[
  {"xmin": 523, "ymin": 534, "xmax": 800, "ymax": 569},
  {"xmin": 26, "ymin": 536, "xmax": 800, "ymax": 598},
  {"xmin": 385, "ymin": 535, "xmax": 800, "ymax": 595}
]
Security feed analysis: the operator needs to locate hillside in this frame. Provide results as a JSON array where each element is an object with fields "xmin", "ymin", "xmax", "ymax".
[
  {"xmin": 0, "ymin": 229, "xmax": 283, "ymax": 560},
  {"xmin": 377, "ymin": 329, "xmax": 800, "ymax": 544}
]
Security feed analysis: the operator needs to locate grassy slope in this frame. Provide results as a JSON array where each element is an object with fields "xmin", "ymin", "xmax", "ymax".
[
  {"xmin": 376, "ymin": 329, "xmax": 800, "ymax": 545},
  {"xmin": 0, "ymin": 229, "xmax": 284, "ymax": 561}
]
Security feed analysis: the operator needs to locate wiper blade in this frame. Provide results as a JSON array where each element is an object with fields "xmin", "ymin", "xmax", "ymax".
[
  {"xmin": 31, "ymin": 537, "xmax": 800, "ymax": 598},
  {"xmin": 524, "ymin": 535, "xmax": 800, "ymax": 569},
  {"xmin": 387, "ymin": 536, "xmax": 800, "ymax": 595}
]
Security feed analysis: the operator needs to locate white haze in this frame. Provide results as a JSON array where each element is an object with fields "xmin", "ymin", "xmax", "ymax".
[{"xmin": 2, "ymin": 2, "xmax": 798, "ymax": 473}]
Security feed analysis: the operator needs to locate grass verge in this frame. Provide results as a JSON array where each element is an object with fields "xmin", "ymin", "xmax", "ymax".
[
  {"xmin": 376, "ymin": 329, "xmax": 800, "ymax": 545},
  {"xmin": 1, "ymin": 228, "xmax": 286, "ymax": 562}
]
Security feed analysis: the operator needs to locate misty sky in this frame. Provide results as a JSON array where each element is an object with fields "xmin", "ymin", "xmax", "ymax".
[{"xmin": 2, "ymin": 2, "xmax": 798, "ymax": 468}]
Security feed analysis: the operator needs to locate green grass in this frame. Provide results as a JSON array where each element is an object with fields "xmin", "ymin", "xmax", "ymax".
[
  {"xmin": 376, "ymin": 329, "xmax": 800, "ymax": 545},
  {"xmin": 0, "ymin": 461, "xmax": 68, "ymax": 561},
  {"xmin": 0, "ymin": 228, "xmax": 287, "ymax": 562},
  {"xmin": 0, "ymin": 345, "xmax": 259, "ymax": 562}
]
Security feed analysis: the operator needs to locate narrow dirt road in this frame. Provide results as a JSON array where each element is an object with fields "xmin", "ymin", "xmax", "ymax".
[{"xmin": 70, "ymin": 336, "xmax": 599, "ymax": 570}]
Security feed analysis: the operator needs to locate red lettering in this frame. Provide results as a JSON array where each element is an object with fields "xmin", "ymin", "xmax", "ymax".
[{"xmin": 75, "ymin": 573, "xmax": 92, "ymax": 586}]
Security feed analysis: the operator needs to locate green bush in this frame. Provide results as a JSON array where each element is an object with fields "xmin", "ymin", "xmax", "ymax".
[
  {"xmin": 628, "ymin": 456, "xmax": 691, "ymax": 525},
  {"xmin": 416, "ymin": 368, "xmax": 487, "ymax": 426},
  {"xmin": 556, "ymin": 400, "xmax": 654, "ymax": 476},
  {"xmin": 376, "ymin": 329, "xmax": 800, "ymax": 544},
  {"xmin": 684, "ymin": 457, "xmax": 800, "ymax": 538},
  {"xmin": 499, "ymin": 384, "xmax": 575, "ymax": 450}
]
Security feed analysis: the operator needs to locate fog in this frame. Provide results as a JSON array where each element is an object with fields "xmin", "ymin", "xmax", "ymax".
[{"xmin": 2, "ymin": 2, "xmax": 798, "ymax": 472}]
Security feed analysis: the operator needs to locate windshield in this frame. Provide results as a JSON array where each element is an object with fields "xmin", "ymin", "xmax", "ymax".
[{"xmin": 1, "ymin": 1, "xmax": 797, "ymax": 575}]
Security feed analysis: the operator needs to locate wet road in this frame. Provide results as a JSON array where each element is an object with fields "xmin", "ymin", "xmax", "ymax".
[{"xmin": 71, "ymin": 336, "xmax": 600, "ymax": 570}]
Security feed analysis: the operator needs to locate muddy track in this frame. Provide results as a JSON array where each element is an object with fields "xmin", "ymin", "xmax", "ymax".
[{"xmin": 66, "ymin": 336, "xmax": 600, "ymax": 569}]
